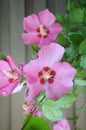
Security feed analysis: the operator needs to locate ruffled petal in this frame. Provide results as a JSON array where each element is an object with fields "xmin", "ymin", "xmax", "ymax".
[
  {"xmin": 22, "ymin": 32, "xmax": 40, "ymax": 45},
  {"xmin": 6, "ymin": 55, "xmax": 18, "ymax": 70},
  {"xmin": 39, "ymin": 37, "xmax": 54, "ymax": 47},
  {"xmin": 0, "ymin": 76, "xmax": 9, "ymax": 89},
  {"xmin": 48, "ymin": 23, "xmax": 62, "ymax": 41},
  {"xmin": 38, "ymin": 43, "xmax": 65, "ymax": 66},
  {"xmin": 0, "ymin": 60, "xmax": 10, "ymax": 72},
  {"xmin": 52, "ymin": 62, "xmax": 76, "ymax": 87},
  {"xmin": 24, "ymin": 59, "xmax": 43, "ymax": 84},
  {"xmin": 27, "ymin": 81, "xmax": 44, "ymax": 102},
  {"xmin": 0, "ymin": 81, "xmax": 19, "ymax": 96},
  {"xmin": 53, "ymin": 119, "xmax": 70, "ymax": 130},
  {"xmin": 45, "ymin": 80, "xmax": 70, "ymax": 100},
  {"xmin": 23, "ymin": 14, "xmax": 40, "ymax": 32},
  {"xmin": 53, "ymin": 125, "xmax": 62, "ymax": 130},
  {"xmin": 49, "ymin": 23, "xmax": 62, "ymax": 35},
  {"xmin": 38, "ymin": 9, "xmax": 55, "ymax": 27}
]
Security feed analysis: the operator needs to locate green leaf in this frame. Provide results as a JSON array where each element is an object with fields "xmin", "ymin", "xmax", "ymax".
[
  {"xmin": 0, "ymin": 54, "xmax": 6, "ymax": 60},
  {"xmin": 75, "ymin": 79, "xmax": 86, "ymax": 86},
  {"xmin": 77, "ymin": 105, "xmax": 86, "ymax": 111},
  {"xmin": 84, "ymin": 9, "xmax": 86, "ymax": 23},
  {"xmin": 65, "ymin": 47, "xmax": 78, "ymax": 61},
  {"xmin": 31, "ymin": 44, "xmax": 40, "ymax": 53},
  {"xmin": 43, "ymin": 93, "xmax": 77, "ymax": 109},
  {"xmin": 77, "ymin": 86, "xmax": 86, "ymax": 93},
  {"xmin": 56, "ymin": 13, "xmax": 62, "ymax": 23},
  {"xmin": 79, "ymin": 39, "xmax": 86, "ymax": 55},
  {"xmin": 80, "ymin": 57, "xmax": 86, "ymax": 68},
  {"xmin": 42, "ymin": 104, "xmax": 63, "ymax": 122},
  {"xmin": 55, "ymin": 93, "xmax": 77, "ymax": 109},
  {"xmin": 62, "ymin": 14, "xmax": 68, "ymax": 24},
  {"xmin": 35, "ymin": 92, "xmax": 45, "ymax": 103},
  {"xmin": 67, "ymin": 0, "xmax": 85, "ymax": 24},
  {"xmin": 79, "ymin": 27, "xmax": 86, "ymax": 39},
  {"xmin": 56, "ymin": 33, "xmax": 69, "ymax": 47},
  {"xmin": 77, "ymin": 128, "xmax": 81, "ymax": 130},
  {"xmin": 23, "ymin": 114, "xmax": 30, "ymax": 128},
  {"xmin": 78, "ymin": 0, "xmax": 86, "ymax": 7},
  {"xmin": 57, "ymin": 93, "xmax": 77, "ymax": 108},
  {"xmin": 68, "ymin": 33, "xmax": 84, "ymax": 45},
  {"xmin": 67, "ymin": 0, "xmax": 75, "ymax": 11},
  {"xmin": 67, "ymin": 115, "xmax": 79, "ymax": 121},
  {"xmin": 42, "ymin": 93, "xmax": 77, "ymax": 121},
  {"xmin": 81, "ymin": 106, "xmax": 86, "ymax": 112},
  {"xmin": 23, "ymin": 115, "xmax": 50, "ymax": 130},
  {"xmin": 69, "ymin": 7, "xmax": 85, "ymax": 24}
]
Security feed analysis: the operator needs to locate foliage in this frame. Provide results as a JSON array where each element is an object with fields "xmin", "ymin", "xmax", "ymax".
[
  {"xmin": 22, "ymin": 0, "xmax": 86, "ymax": 129},
  {"xmin": 22, "ymin": 115, "xmax": 50, "ymax": 130},
  {"xmin": 56, "ymin": 0, "xmax": 86, "ymax": 79},
  {"xmin": 0, "ymin": 54, "xmax": 6, "ymax": 60}
]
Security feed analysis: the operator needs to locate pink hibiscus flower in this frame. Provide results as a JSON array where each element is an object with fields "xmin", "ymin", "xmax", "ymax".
[
  {"xmin": 0, "ymin": 55, "xmax": 22, "ymax": 96},
  {"xmin": 22, "ymin": 9, "xmax": 62, "ymax": 47},
  {"xmin": 53, "ymin": 119, "xmax": 70, "ymax": 130},
  {"xmin": 24, "ymin": 43, "xmax": 76, "ymax": 101}
]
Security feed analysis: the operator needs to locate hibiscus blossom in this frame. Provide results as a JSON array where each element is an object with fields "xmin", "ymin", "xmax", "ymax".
[
  {"xmin": 24, "ymin": 43, "xmax": 76, "ymax": 101},
  {"xmin": 0, "ymin": 55, "xmax": 22, "ymax": 96},
  {"xmin": 22, "ymin": 9, "xmax": 62, "ymax": 47},
  {"xmin": 53, "ymin": 119, "xmax": 70, "ymax": 130}
]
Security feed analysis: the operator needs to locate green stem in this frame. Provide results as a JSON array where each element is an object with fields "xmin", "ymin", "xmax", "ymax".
[
  {"xmin": 21, "ymin": 96, "xmax": 46, "ymax": 130},
  {"xmin": 21, "ymin": 107, "xmax": 37, "ymax": 130}
]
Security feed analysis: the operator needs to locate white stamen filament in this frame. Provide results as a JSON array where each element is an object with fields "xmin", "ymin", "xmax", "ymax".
[
  {"xmin": 3, "ymin": 70, "xmax": 18, "ymax": 81},
  {"xmin": 40, "ymin": 25, "xmax": 47, "ymax": 37}
]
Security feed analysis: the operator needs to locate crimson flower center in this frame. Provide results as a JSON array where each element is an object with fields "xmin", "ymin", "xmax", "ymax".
[
  {"xmin": 38, "ymin": 66, "xmax": 56, "ymax": 84},
  {"xmin": 3, "ymin": 69, "xmax": 19, "ymax": 83},
  {"xmin": 37, "ymin": 25, "xmax": 50, "ymax": 38}
]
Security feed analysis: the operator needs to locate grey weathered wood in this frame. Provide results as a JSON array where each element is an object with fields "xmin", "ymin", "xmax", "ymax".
[
  {"xmin": 75, "ymin": 92, "xmax": 86, "ymax": 130},
  {"xmin": 0, "ymin": 1, "xmax": 11, "ymax": 130},
  {"xmin": 55, "ymin": 0, "xmax": 66, "ymax": 15},
  {"xmin": 33, "ymin": 0, "xmax": 46, "ymax": 12},
  {"xmin": 0, "ymin": 0, "xmax": 25, "ymax": 130},
  {"xmin": 9, "ymin": 0, "xmax": 25, "ymax": 130}
]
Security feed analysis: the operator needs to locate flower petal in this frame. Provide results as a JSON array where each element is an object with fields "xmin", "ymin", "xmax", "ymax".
[
  {"xmin": 22, "ymin": 33, "xmax": 40, "ymax": 45},
  {"xmin": 38, "ymin": 43, "xmax": 65, "ymax": 66},
  {"xmin": 46, "ymin": 80, "xmax": 70, "ymax": 100},
  {"xmin": 48, "ymin": 23, "xmax": 62, "ymax": 41},
  {"xmin": 24, "ymin": 59, "xmax": 43, "ymax": 84},
  {"xmin": 0, "ymin": 60, "xmax": 10, "ymax": 72},
  {"xmin": 0, "ymin": 81, "xmax": 19, "ymax": 96},
  {"xmin": 27, "ymin": 81, "xmax": 44, "ymax": 102},
  {"xmin": 49, "ymin": 23, "xmax": 62, "ymax": 34},
  {"xmin": 38, "ymin": 9, "xmax": 55, "ymax": 27},
  {"xmin": 23, "ymin": 14, "xmax": 40, "ymax": 32},
  {"xmin": 46, "ymin": 62, "xmax": 76, "ymax": 100},
  {"xmin": 53, "ymin": 119, "xmax": 70, "ymax": 130},
  {"xmin": 52, "ymin": 62, "xmax": 76, "ymax": 87},
  {"xmin": 0, "ymin": 57, "xmax": 22, "ymax": 96},
  {"xmin": 39, "ymin": 37, "xmax": 54, "ymax": 47},
  {"xmin": 6, "ymin": 55, "xmax": 17, "ymax": 70},
  {"xmin": 12, "ymin": 82, "xmax": 25, "ymax": 94}
]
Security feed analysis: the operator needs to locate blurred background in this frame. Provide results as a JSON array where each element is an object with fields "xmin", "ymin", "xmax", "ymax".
[{"xmin": 0, "ymin": 0, "xmax": 86, "ymax": 130}]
